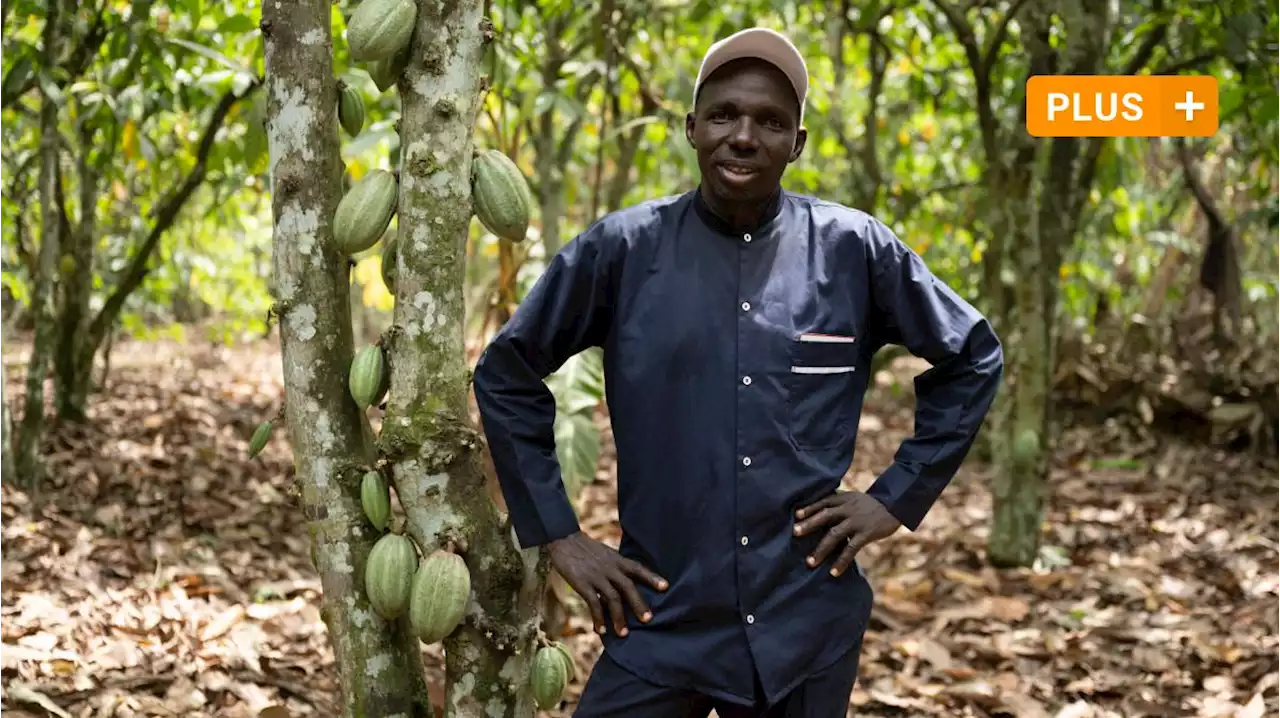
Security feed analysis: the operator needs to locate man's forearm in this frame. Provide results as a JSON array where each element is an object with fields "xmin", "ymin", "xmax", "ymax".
[
  {"xmin": 473, "ymin": 338, "xmax": 581, "ymax": 548},
  {"xmin": 865, "ymin": 321, "xmax": 1004, "ymax": 530}
]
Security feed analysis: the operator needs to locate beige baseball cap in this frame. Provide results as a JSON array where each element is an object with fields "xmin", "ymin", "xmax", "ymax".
[{"xmin": 693, "ymin": 27, "xmax": 809, "ymax": 122}]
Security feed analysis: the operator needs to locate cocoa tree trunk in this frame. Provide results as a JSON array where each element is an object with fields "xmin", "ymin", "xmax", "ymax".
[
  {"xmin": 377, "ymin": 1, "xmax": 547, "ymax": 714},
  {"xmin": 53, "ymin": 128, "xmax": 100, "ymax": 423},
  {"xmin": 2, "ymin": 305, "xmax": 18, "ymax": 486},
  {"xmin": 986, "ymin": 1, "xmax": 1117, "ymax": 567},
  {"xmin": 260, "ymin": 2, "xmax": 431, "ymax": 716},
  {"xmin": 15, "ymin": 0, "xmax": 64, "ymax": 489}
]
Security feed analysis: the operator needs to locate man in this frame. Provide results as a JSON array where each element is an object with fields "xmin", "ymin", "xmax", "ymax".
[{"xmin": 472, "ymin": 27, "xmax": 1004, "ymax": 718}]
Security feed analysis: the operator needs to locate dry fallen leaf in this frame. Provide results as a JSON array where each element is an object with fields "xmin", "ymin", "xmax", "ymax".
[{"xmin": 2, "ymin": 338, "xmax": 1276, "ymax": 718}]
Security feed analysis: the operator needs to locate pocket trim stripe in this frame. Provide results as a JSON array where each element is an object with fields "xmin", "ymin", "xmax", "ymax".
[
  {"xmin": 790, "ymin": 365, "xmax": 856, "ymax": 375},
  {"xmin": 797, "ymin": 333, "xmax": 855, "ymax": 343}
]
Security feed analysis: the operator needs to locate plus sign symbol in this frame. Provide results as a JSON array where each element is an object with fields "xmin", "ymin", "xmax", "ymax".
[{"xmin": 1175, "ymin": 90, "xmax": 1206, "ymax": 122}]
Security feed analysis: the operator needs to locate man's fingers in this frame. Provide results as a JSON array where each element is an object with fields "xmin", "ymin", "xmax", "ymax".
[
  {"xmin": 612, "ymin": 568, "xmax": 652, "ymax": 626},
  {"xmin": 794, "ymin": 506, "xmax": 840, "ymax": 537},
  {"xmin": 805, "ymin": 519, "xmax": 856, "ymax": 569},
  {"xmin": 577, "ymin": 579, "xmax": 608, "ymax": 635},
  {"xmin": 622, "ymin": 558, "xmax": 669, "ymax": 593},
  {"xmin": 598, "ymin": 580, "xmax": 628, "ymax": 636},
  {"xmin": 828, "ymin": 534, "xmax": 863, "ymax": 577},
  {"xmin": 795, "ymin": 493, "xmax": 839, "ymax": 520}
]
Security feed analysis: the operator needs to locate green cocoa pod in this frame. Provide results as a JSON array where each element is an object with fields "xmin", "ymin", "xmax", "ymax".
[
  {"xmin": 551, "ymin": 641, "xmax": 576, "ymax": 680},
  {"xmin": 531, "ymin": 644, "xmax": 569, "ymax": 710},
  {"xmin": 381, "ymin": 236, "xmax": 398, "ymax": 294},
  {"xmin": 358, "ymin": 410, "xmax": 378, "ymax": 464},
  {"xmin": 408, "ymin": 550, "xmax": 471, "ymax": 643},
  {"xmin": 364, "ymin": 532, "xmax": 418, "ymax": 619},
  {"xmin": 346, "ymin": 0, "xmax": 416, "ymax": 62},
  {"xmin": 367, "ymin": 44, "xmax": 409, "ymax": 93},
  {"xmin": 334, "ymin": 169, "xmax": 397, "ymax": 254},
  {"xmin": 471, "ymin": 149, "xmax": 534, "ymax": 242},
  {"xmin": 338, "ymin": 83, "xmax": 365, "ymax": 137},
  {"xmin": 349, "ymin": 344, "xmax": 387, "ymax": 409},
  {"xmin": 1012, "ymin": 428, "xmax": 1041, "ymax": 467},
  {"xmin": 361, "ymin": 470, "xmax": 390, "ymax": 531},
  {"xmin": 248, "ymin": 420, "xmax": 272, "ymax": 459}
]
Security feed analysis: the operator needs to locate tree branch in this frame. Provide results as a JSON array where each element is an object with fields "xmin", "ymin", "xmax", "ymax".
[
  {"xmin": 87, "ymin": 80, "xmax": 260, "ymax": 344},
  {"xmin": 979, "ymin": 0, "xmax": 1030, "ymax": 75},
  {"xmin": 931, "ymin": 0, "xmax": 1000, "ymax": 166}
]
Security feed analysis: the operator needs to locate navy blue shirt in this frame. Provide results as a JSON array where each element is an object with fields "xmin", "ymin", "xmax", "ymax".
[{"xmin": 472, "ymin": 188, "xmax": 1003, "ymax": 706}]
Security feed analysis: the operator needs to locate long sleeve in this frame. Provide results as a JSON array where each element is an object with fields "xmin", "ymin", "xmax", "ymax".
[
  {"xmin": 472, "ymin": 226, "xmax": 622, "ymax": 548},
  {"xmin": 861, "ymin": 219, "xmax": 1005, "ymax": 531}
]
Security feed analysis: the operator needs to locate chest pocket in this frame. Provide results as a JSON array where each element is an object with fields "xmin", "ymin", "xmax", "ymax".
[{"xmin": 784, "ymin": 332, "xmax": 860, "ymax": 451}]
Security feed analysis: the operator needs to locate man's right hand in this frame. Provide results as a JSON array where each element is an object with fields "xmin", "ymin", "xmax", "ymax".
[{"xmin": 547, "ymin": 532, "xmax": 668, "ymax": 637}]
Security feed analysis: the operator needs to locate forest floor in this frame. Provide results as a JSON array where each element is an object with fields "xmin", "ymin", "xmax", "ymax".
[{"xmin": 1, "ymin": 337, "xmax": 1277, "ymax": 718}]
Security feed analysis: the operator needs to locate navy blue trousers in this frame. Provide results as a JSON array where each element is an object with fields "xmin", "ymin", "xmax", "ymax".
[{"xmin": 571, "ymin": 643, "xmax": 862, "ymax": 718}]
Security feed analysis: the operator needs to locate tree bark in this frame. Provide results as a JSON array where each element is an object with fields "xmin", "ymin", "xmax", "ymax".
[
  {"xmin": 260, "ymin": 1, "xmax": 432, "ymax": 716},
  {"xmin": 15, "ymin": 0, "xmax": 65, "ymax": 489},
  {"xmin": 378, "ymin": 2, "xmax": 546, "ymax": 715},
  {"xmin": 986, "ymin": 0, "xmax": 1111, "ymax": 568},
  {"xmin": 53, "ymin": 124, "xmax": 100, "ymax": 423}
]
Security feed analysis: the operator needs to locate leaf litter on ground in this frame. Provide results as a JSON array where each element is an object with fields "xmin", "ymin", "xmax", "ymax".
[{"xmin": 1, "ymin": 338, "xmax": 1275, "ymax": 718}]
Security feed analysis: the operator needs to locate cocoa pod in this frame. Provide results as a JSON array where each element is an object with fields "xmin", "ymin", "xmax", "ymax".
[
  {"xmin": 349, "ymin": 344, "xmax": 387, "ymax": 410},
  {"xmin": 333, "ymin": 169, "xmax": 397, "ymax": 255},
  {"xmin": 248, "ymin": 420, "xmax": 272, "ymax": 459},
  {"xmin": 531, "ymin": 644, "xmax": 569, "ymax": 710},
  {"xmin": 361, "ymin": 470, "xmax": 390, "ymax": 531},
  {"xmin": 338, "ymin": 83, "xmax": 365, "ymax": 137},
  {"xmin": 367, "ymin": 45, "xmax": 409, "ymax": 93},
  {"xmin": 551, "ymin": 641, "xmax": 575, "ymax": 679},
  {"xmin": 380, "ymin": 236, "xmax": 398, "ymax": 294},
  {"xmin": 407, "ymin": 550, "xmax": 471, "ymax": 643},
  {"xmin": 346, "ymin": 0, "xmax": 416, "ymax": 62},
  {"xmin": 471, "ymin": 149, "xmax": 533, "ymax": 242},
  {"xmin": 364, "ymin": 532, "xmax": 417, "ymax": 619}
]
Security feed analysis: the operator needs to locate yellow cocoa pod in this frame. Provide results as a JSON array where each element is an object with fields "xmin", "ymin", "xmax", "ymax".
[
  {"xmin": 360, "ymin": 470, "xmax": 390, "ymax": 531},
  {"xmin": 346, "ymin": 0, "xmax": 416, "ymax": 62},
  {"xmin": 364, "ymin": 532, "xmax": 417, "ymax": 619},
  {"xmin": 338, "ymin": 83, "xmax": 365, "ymax": 137},
  {"xmin": 471, "ymin": 149, "xmax": 533, "ymax": 242},
  {"xmin": 407, "ymin": 550, "xmax": 471, "ymax": 643},
  {"xmin": 333, "ymin": 169, "xmax": 397, "ymax": 254},
  {"xmin": 531, "ymin": 644, "xmax": 569, "ymax": 710},
  {"xmin": 348, "ymin": 344, "xmax": 386, "ymax": 409}
]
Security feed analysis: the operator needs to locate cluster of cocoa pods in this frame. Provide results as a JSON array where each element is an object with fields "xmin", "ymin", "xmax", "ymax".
[{"xmin": 249, "ymin": 0, "xmax": 570, "ymax": 706}]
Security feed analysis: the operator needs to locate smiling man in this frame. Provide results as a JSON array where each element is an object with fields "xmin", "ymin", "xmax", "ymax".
[{"xmin": 472, "ymin": 27, "xmax": 1005, "ymax": 718}]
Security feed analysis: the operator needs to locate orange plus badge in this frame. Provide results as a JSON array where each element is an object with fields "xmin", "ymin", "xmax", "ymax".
[{"xmin": 1026, "ymin": 75, "xmax": 1219, "ymax": 138}]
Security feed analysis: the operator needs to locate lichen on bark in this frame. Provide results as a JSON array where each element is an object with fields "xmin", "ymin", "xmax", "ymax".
[
  {"xmin": 261, "ymin": 1, "xmax": 431, "ymax": 715},
  {"xmin": 378, "ymin": 1, "xmax": 546, "ymax": 715}
]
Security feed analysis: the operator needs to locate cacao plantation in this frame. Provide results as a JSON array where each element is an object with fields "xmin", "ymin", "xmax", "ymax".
[{"xmin": 4, "ymin": 0, "xmax": 1273, "ymax": 716}]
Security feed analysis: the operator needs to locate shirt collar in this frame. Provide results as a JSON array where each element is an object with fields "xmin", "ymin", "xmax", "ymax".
[{"xmin": 692, "ymin": 186, "xmax": 785, "ymax": 238}]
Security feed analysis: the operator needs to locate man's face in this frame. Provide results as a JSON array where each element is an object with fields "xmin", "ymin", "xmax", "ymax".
[{"xmin": 685, "ymin": 58, "xmax": 807, "ymax": 205}]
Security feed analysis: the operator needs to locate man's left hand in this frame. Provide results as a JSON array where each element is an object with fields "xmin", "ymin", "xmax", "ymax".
[{"xmin": 793, "ymin": 491, "xmax": 902, "ymax": 577}]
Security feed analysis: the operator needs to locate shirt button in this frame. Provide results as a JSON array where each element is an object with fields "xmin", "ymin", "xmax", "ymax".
[
  {"xmin": 746, "ymin": 614, "xmax": 755, "ymax": 624},
  {"xmin": 741, "ymin": 301, "xmax": 751, "ymax": 311},
  {"xmin": 742, "ymin": 376, "xmax": 752, "ymax": 386},
  {"xmin": 743, "ymin": 233, "xmax": 752, "ymax": 242},
  {"xmin": 742, "ymin": 456, "xmax": 752, "ymax": 467},
  {"xmin": 741, "ymin": 536, "xmax": 749, "ymax": 546}
]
